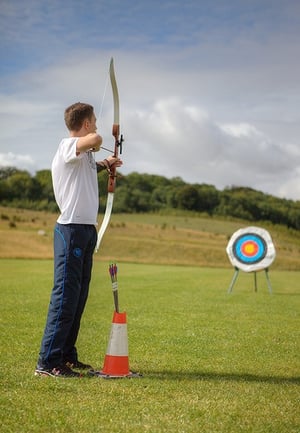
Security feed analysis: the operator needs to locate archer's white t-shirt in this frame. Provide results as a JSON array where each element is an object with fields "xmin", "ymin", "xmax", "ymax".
[{"xmin": 51, "ymin": 137, "xmax": 99, "ymax": 225}]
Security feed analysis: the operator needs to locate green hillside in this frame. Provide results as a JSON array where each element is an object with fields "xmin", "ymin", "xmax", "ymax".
[{"xmin": 1, "ymin": 207, "xmax": 299, "ymax": 270}]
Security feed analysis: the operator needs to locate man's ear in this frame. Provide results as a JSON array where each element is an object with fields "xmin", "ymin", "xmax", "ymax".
[{"xmin": 83, "ymin": 119, "xmax": 90, "ymax": 130}]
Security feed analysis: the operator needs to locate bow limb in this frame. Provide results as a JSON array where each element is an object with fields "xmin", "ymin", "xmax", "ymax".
[
  {"xmin": 107, "ymin": 57, "xmax": 121, "ymax": 192},
  {"xmin": 96, "ymin": 58, "xmax": 122, "ymax": 252},
  {"xmin": 95, "ymin": 192, "xmax": 114, "ymax": 252}
]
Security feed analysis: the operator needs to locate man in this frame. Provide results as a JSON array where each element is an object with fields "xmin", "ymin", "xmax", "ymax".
[{"xmin": 35, "ymin": 102, "xmax": 122, "ymax": 377}]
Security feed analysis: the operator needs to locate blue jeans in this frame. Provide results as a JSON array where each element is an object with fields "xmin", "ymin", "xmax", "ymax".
[{"xmin": 37, "ymin": 223, "xmax": 97, "ymax": 369}]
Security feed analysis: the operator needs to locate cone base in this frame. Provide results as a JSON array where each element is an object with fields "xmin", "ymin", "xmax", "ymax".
[
  {"xmin": 101, "ymin": 354, "xmax": 129, "ymax": 376},
  {"xmin": 88, "ymin": 369, "xmax": 142, "ymax": 379}
]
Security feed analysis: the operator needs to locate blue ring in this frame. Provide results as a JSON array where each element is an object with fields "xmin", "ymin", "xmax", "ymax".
[{"xmin": 233, "ymin": 234, "xmax": 267, "ymax": 264}]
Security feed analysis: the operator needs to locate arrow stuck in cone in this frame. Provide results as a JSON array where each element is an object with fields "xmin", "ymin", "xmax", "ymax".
[
  {"xmin": 109, "ymin": 263, "xmax": 119, "ymax": 312},
  {"xmin": 89, "ymin": 263, "xmax": 142, "ymax": 379}
]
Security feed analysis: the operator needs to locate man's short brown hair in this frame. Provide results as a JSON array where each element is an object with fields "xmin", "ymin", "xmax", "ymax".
[{"xmin": 64, "ymin": 102, "xmax": 94, "ymax": 131}]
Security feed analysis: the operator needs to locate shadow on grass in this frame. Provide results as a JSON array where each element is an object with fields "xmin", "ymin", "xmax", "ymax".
[{"xmin": 144, "ymin": 370, "xmax": 300, "ymax": 385}]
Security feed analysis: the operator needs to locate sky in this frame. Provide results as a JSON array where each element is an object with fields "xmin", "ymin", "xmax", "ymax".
[{"xmin": 0, "ymin": 0, "xmax": 299, "ymax": 201}]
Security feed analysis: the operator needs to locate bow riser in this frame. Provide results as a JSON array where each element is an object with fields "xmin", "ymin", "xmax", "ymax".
[
  {"xmin": 112, "ymin": 124, "xmax": 120, "ymax": 140},
  {"xmin": 107, "ymin": 124, "xmax": 121, "ymax": 193},
  {"xmin": 107, "ymin": 171, "xmax": 116, "ymax": 193}
]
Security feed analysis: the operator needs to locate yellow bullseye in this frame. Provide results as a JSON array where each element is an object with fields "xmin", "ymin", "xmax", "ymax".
[{"xmin": 242, "ymin": 241, "xmax": 258, "ymax": 257}]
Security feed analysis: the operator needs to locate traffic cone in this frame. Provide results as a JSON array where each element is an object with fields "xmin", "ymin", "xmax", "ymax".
[
  {"xmin": 101, "ymin": 311, "xmax": 129, "ymax": 377},
  {"xmin": 93, "ymin": 311, "xmax": 141, "ymax": 379}
]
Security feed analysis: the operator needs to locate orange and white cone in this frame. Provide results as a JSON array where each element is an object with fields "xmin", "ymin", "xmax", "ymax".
[{"xmin": 96, "ymin": 311, "xmax": 141, "ymax": 378}]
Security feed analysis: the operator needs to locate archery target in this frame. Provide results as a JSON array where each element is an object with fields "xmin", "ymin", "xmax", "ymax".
[{"xmin": 226, "ymin": 226, "xmax": 276, "ymax": 272}]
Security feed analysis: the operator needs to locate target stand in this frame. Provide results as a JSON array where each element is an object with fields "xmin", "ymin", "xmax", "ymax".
[
  {"xmin": 227, "ymin": 267, "xmax": 273, "ymax": 294},
  {"xmin": 226, "ymin": 227, "xmax": 276, "ymax": 294}
]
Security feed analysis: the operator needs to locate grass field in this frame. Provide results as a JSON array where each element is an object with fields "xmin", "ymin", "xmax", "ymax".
[
  {"xmin": 1, "ymin": 258, "xmax": 299, "ymax": 433},
  {"xmin": 1, "ymin": 207, "xmax": 299, "ymax": 431}
]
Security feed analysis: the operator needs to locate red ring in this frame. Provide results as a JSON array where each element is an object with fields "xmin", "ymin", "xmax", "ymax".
[{"xmin": 241, "ymin": 240, "xmax": 259, "ymax": 257}]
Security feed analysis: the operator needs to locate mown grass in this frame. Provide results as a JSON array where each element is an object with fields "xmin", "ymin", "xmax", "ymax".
[{"xmin": 1, "ymin": 259, "xmax": 299, "ymax": 432}]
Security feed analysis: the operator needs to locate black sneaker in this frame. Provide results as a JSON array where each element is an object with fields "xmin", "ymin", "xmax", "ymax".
[
  {"xmin": 65, "ymin": 360, "xmax": 93, "ymax": 370},
  {"xmin": 35, "ymin": 364, "xmax": 82, "ymax": 378}
]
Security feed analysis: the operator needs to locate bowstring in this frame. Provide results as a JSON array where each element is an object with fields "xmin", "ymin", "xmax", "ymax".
[
  {"xmin": 92, "ymin": 63, "xmax": 110, "ymax": 164},
  {"xmin": 95, "ymin": 63, "xmax": 113, "ymax": 159},
  {"xmin": 98, "ymin": 66, "xmax": 110, "ymax": 121}
]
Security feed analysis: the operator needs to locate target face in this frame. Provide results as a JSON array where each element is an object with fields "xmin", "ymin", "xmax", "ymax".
[
  {"xmin": 226, "ymin": 226, "xmax": 276, "ymax": 272},
  {"xmin": 234, "ymin": 234, "xmax": 267, "ymax": 264}
]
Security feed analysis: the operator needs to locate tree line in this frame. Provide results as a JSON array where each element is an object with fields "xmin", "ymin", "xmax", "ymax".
[{"xmin": 0, "ymin": 166, "xmax": 299, "ymax": 230}]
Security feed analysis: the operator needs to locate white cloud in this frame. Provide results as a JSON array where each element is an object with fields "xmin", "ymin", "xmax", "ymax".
[
  {"xmin": 220, "ymin": 123, "xmax": 259, "ymax": 138},
  {"xmin": 0, "ymin": 152, "xmax": 35, "ymax": 171},
  {"xmin": 278, "ymin": 168, "xmax": 300, "ymax": 200},
  {"xmin": 121, "ymin": 98, "xmax": 299, "ymax": 200}
]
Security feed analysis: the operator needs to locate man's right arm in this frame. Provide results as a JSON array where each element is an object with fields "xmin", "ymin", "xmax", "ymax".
[{"xmin": 76, "ymin": 133, "xmax": 102, "ymax": 154}]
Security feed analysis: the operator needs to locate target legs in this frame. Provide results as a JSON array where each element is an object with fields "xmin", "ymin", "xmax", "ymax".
[
  {"xmin": 227, "ymin": 267, "xmax": 239, "ymax": 293},
  {"xmin": 264, "ymin": 268, "xmax": 273, "ymax": 294},
  {"xmin": 253, "ymin": 269, "xmax": 273, "ymax": 294},
  {"xmin": 254, "ymin": 272, "xmax": 257, "ymax": 292},
  {"xmin": 227, "ymin": 267, "xmax": 273, "ymax": 294}
]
